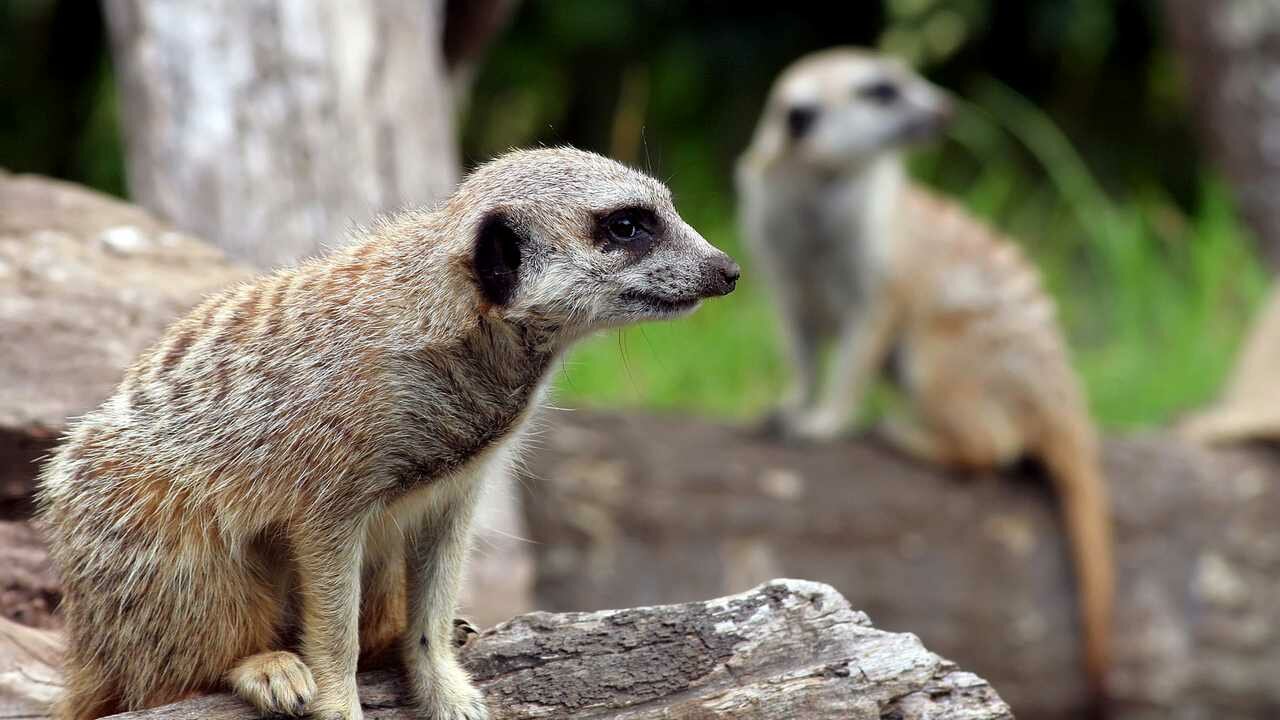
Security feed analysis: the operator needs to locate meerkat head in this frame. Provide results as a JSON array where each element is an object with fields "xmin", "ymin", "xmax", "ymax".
[
  {"xmin": 450, "ymin": 147, "xmax": 739, "ymax": 338},
  {"xmin": 750, "ymin": 48, "xmax": 953, "ymax": 171}
]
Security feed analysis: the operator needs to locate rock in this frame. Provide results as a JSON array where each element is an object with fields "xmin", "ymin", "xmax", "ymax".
[{"xmin": 0, "ymin": 171, "xmax": 251, "ymax": 516}]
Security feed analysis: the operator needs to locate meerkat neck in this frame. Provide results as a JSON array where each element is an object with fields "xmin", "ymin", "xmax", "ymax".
[{"xmin": 845, "ymin": 153, "xmax": 906, "ymax": 251}]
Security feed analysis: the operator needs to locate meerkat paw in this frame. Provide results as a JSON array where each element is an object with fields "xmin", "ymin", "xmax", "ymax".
[
  {"xmin": 308, "ymin": 695, "xmax": 365, "ymax": 720},
  {"xmin": 411, "ymin": 659, "xmax": 489, "ymax": 720},
  {"xmin": 228, "ymin": 651, "xmax": 317, "ymax": 717},
  {"xmin": 778, "ymin": 409, "xmax": 847, "ymax": 443},
  {"xmin": 420, "ymin": 686, "xmax": 489, "ymax": 720}
]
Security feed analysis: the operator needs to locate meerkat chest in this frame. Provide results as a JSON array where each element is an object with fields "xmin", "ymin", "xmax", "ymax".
[
  {"xmin": 386, "ymin": 345, "xmax": 553, "ymax": 493},
  {"xmin": 764, "ymin": 178, "xmax": 873, "ymax": 301}
]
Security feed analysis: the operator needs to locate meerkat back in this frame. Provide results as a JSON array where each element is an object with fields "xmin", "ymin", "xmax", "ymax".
[{"xmin": 893, "ymin": 186, "xmax": 1113, "ymax": 700}]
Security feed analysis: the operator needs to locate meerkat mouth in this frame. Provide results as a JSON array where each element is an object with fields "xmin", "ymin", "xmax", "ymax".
[{"xmin": 620, "ymin": 290, "xmax": 701, "ymax": 316}]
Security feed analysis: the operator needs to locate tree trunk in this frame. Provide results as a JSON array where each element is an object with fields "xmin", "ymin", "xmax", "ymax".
[
  {"xmin": 521, "ymin": 410, "xmax": 1280, "ymax": 720},
  {"xmin": 1166, "ymin": 0, "xmax": 1280, "ymax": 269},
  {"xmin": 102, "ymin": 0, "xmax": 460, "ymax": 269},
  {"xmin": 0, "ymin": 580, "xmax": 1010, "ymax": 720}
]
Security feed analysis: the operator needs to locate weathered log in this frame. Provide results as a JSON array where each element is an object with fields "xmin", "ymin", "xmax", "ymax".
[
  {"xmin": 103, "ymin": 0, "xmax": 460, "ymax": 269},
  {"xmin": 520, "ymin": 410, "xmax": 1280, "ymax": 719},
  {"xmin": 0, "ymin": 579, "xmax": 1010, "ymax": 720}
]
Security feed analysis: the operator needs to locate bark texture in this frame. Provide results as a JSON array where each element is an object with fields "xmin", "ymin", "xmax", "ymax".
[
  {"xmin": 521, "ymin": 410, "xmax": 1280, "ymax": 720},
  {"xmin": 0, "ymin": 580, "xmax": 1010, "ymax": 720},
  {"xmin": 102, "ymin": 0, "xmax": 460, "ymax": 269},
  {"xmin": 1167, "ymin": 0, "xmax": 1280, "ymax": 268}
]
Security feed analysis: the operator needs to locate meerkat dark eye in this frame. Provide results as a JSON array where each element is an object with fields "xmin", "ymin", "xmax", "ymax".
[
  {"xmin": 596, "ymin": 207, "xmax": 658, "ymax": 253},
  {"xmin": 609, "ymin": 215, "xmax": 638, "ymax": 240},
  {"xmin": 859, "ymin": 81, "xmax": 900, "ymax": 104}
]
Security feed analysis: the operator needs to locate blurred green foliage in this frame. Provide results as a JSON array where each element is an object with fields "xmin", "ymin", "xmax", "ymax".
[{"xmin": 0, "ymin": 1, "xmax": 1266, "ymax": 428}]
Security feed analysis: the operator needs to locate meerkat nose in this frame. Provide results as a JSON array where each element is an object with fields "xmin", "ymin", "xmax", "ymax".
[{"xmin": 706, "ymin": 254, "xmax": 741, "ymax": 296}]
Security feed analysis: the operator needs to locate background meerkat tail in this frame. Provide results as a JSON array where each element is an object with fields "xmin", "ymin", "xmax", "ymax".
[{"xmin": 1039, "ymin": 419, "xmax": 1115, "ymax": 708}]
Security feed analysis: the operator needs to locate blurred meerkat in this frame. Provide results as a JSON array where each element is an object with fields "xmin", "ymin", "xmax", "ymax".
[
  {"xmin": 38, "ymin": 147, "xmax": 739, "ymax": 720},
  {"xmin": 738, "ymin": 48, "xmax": 1114, "ymax": 699}
]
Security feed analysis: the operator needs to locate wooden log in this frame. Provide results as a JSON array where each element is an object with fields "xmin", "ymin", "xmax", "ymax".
[
  {"xmin": 520, "ymin": 410, "xmax": 1280, "ymax": 719},
  {"xmin": 0, "ymin": 580, "xmax": 1010, "ymax": 720}
]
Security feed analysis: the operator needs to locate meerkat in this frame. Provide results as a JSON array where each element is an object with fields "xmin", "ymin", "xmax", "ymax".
[
  {"xmin": 738, "ymin": 48, "xmax": 1114, "ymax": 701},
  {"xmin": 37, "ymin": 147, "xmax": 739, "ymax": 720}
]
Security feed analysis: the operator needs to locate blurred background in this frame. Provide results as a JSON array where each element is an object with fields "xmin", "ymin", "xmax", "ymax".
[
  {"xmin": 5, "ymin": 2, "xmax": 1280, "ymax": 718},
  {"xmin": 3, "ymin": 0, "xmax": 1269, "ymax": 427}
]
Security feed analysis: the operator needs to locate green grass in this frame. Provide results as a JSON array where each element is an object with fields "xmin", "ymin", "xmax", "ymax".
[{"xmin": 553, "ymin": 80, "xmax": 1269, "ymax": 430}]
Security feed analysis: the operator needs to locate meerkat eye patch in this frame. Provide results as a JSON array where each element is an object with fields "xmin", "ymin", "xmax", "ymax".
[
  {"xmin": 858, "ymin": 80, "xmax": 900, "ymax": 104},
  {"xmin": 594, "ymin": 207, "xmax": 658, "ymax": 255},
  {"xmin": 473, "ymin": 213, "xmax": 524, "ymax": 306}
]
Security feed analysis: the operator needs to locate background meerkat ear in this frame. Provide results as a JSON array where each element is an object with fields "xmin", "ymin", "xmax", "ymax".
[{"xmin": 473, "ymin": 212, "xmax": 524, "ymax": 306}]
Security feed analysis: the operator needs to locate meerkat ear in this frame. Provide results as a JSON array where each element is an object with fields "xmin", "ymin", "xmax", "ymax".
[{"xmin": 473, "ymin": 213, "xmax": 525, "ymax": 306}]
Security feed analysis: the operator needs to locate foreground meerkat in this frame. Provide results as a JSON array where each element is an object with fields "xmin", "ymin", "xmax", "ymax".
[
  {"xmin": 38, "ymin": 147, "xmax": 739, "ymax": 720},
  {"xmin": 738, "ymin": 48, "xmax": 1113, "ymax": 699}
]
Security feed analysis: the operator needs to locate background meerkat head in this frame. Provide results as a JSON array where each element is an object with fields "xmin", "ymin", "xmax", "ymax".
[
  {"xmin": 453, "ymin": 147, "xmax": 739, "ymax": 336},
  {"xmin": 749, "ymin": 47, "xmax": 953, "ymax": 171}
]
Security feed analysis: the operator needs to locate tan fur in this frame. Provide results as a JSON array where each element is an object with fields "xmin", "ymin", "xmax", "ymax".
[
  {"xmin": 38, "ymin": 147, "xmax": 738, "ymax": 719},
  {"xmin": 739, "ymin": 48, "xmax": 1114, "ymax": 701}
]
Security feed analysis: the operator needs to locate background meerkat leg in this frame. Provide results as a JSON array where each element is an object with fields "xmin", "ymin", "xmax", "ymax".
[
  {"xmin": 293, "ymin": 525, "xmax": 366, "ymax": 720},
  {"xmin": 402, "ymin": 479, "xmax": 488, "ymax": 720},
  {"xmin": 775, "ymin": 298, "xmax": 824, "ymax": 418},
  {"xmin": 791, "ymin": 300, "xmax": 897, "ymax": 439}
]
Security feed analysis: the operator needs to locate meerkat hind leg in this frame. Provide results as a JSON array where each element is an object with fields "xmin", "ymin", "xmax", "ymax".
[{"xmin": 228, "ymin": 650, "xmax": 317, "ymax": 717}]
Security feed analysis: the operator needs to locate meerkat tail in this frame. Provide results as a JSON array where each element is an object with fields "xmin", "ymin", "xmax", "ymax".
[{"xmin": 1038, "ymin": 421, "xmax": 1114, "ymax": 705}]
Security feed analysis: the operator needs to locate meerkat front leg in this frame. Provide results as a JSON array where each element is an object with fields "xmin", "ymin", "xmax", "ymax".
[
  {"xmin": 293, "ymin": 523, "xmax": 368, "ymax": 720},
  {"xmin": 776, "ymin": 297, "xmax": 824, "ymax": 419},
  {"xmin": 789, "ymin": 297, "xmax": 898, "ymax": 441},
  {"xmin": 402, "ymin": 480, "xmax": 488, "ymax": 720}
]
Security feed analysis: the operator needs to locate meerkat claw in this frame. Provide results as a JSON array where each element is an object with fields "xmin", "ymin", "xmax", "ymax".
[{"xmin": 452, "ymin": 617, "xmax": 481, "ymax": 648}]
